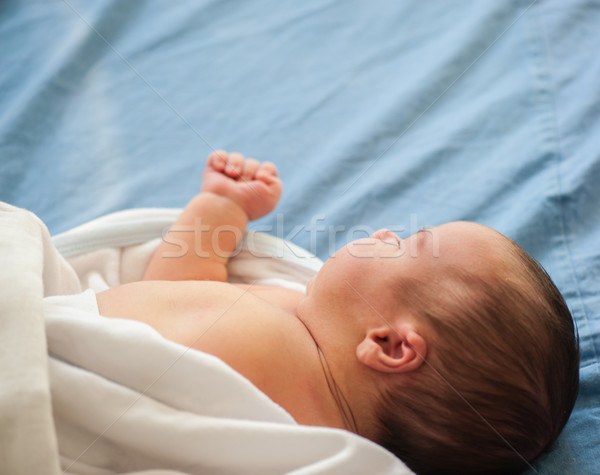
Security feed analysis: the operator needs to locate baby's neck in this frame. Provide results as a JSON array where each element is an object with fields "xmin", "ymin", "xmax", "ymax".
[{"xmin": 263, "ymin": 319, "xmax": 350, "ymax": 431}]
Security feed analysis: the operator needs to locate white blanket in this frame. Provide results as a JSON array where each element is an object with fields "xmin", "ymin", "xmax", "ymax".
[{"xmin": 0, "ymin": 203, "xmax": 413, "ymax": 475}]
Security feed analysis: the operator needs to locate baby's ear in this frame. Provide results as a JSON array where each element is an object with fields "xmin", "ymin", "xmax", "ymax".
[{"xmin": 356, "ymin": 325, "xmax": 427, "ymax": 374}]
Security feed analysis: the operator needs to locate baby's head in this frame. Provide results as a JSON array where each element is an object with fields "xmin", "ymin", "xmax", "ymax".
[{"xmin": 298, "ymin": 222, "xmax": 579, "ymax": 474}]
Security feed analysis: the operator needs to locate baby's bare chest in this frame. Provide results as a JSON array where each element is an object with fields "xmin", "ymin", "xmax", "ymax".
[
  {"xmin": 157, "ymin": 281, "xmax": 302, "ymax": 347},
  {"xmin": 97, "ymin": 280, "xmax": 306, "ymax": 361},
  {"xmin": 97, "ymin": 280, "xmax": 320, "ymax": 418}
]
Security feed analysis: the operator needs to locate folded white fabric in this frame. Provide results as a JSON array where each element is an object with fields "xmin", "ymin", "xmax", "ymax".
[
  {"xmin": 0, "ymin": 204, "xmax": 413, "ymax": 474},
  {"xmin": 0, "ymin": 203, "xmax": 74, "ymax": 475}
]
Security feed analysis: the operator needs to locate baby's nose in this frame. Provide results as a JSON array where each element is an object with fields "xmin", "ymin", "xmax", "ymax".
[{"xmin": 371, "ymin": 229, "xmax": 401, "ymax": 245}]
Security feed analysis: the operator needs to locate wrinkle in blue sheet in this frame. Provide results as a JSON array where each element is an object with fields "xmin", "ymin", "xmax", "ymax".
[{"xmin": 1, "ymin": 1, "xmax": 599, "ymax": 473}]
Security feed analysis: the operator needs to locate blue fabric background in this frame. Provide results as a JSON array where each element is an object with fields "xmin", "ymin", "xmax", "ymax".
[{"xmin": 1, "ymin": 1, "xmax": 598, "ymax": 473}]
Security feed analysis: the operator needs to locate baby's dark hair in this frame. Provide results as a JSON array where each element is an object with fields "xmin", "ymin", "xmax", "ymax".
[{"xmin": 373, "ymin": 239, "xmax": 580, "ymax": 474}]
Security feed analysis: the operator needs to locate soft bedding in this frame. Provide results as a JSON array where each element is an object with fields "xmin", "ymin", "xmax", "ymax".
[
  {"xmin": 1, "ymin": 0, "xmax": 599, "ymax": 474},
  {"xmin": 1, "ymin": 203, "xmax": 410, "ymax": 474}
]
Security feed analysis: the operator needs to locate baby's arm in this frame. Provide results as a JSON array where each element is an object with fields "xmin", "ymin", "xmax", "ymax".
[{"xmin": 142, "ymin": 151, "xmax": 282, "ymax": 282}]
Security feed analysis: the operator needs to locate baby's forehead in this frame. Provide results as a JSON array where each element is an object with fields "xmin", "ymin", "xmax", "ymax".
[
  {"xmin": 430, "ymin": 222, "xmax": 514, "ymax": 263},
  {"xmin": 432, "ymin": 221, "xmax": 504, "ymax": 242}
]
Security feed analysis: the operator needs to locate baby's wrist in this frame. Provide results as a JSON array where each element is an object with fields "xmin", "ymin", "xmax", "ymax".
[{"xmin": 195, "ymin": 191, "xmax": 250, "ymax": 221}]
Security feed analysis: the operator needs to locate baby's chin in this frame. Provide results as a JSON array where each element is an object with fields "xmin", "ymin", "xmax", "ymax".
[
  {"xmin": 305, "ymin": 276, "xmax": 316, "ymax": 295},
  {"xmin": 294, "ymin": 296, "xmax": 309, "ymax": 325}
]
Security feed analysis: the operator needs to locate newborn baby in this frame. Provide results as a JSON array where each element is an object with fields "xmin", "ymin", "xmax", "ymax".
[{"xmin": 97, "ymin": 151, "xmax": 579, "ymax": 474}]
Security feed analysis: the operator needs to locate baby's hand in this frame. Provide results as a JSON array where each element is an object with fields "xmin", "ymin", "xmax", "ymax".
[{"xmin": 201, "ymin": 150, "xmax": 283, "ymax": 220}]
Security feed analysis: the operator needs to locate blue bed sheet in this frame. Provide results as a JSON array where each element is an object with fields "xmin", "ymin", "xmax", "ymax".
[{"xmin": 1, "ymin": 0, "xmax": 599, "ymax": 473}]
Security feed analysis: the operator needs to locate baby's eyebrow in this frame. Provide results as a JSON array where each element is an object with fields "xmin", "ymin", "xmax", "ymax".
[
  {"xmin": 414, "ymin": 226, "xmax": 439, "ymax": 258},
  {"xmin": 416, "ymin": 227, "xmax": 433, "ymax": 241}
]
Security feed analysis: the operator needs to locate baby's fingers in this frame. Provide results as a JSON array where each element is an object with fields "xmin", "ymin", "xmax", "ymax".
[
  {"xmin": 241, "ymin": 158, "xmax": 260, "ymax": 181},
  {"xmin": 256, "ymin": 161, "xmax": 279, "ymax": 182},
  {"xmin": 207, "ymin": 150, "xmax": 229, "ymax": 172},
  {"xmin": 256, "ymin": 162, "xmax": 282, "ymax": 198},
  {"xmin": 224, "ymin": 152, "xmax": 245, "ymax": 178}
]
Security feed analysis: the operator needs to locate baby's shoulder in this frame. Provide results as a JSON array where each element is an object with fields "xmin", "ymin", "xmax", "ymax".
[
  {"xmin": 232, "ymin": 283, "xmax": 305, "ymax": 315},
  {"xmin": 97, "ymin": 280, "xmax": 307, "ymax": 352}
]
